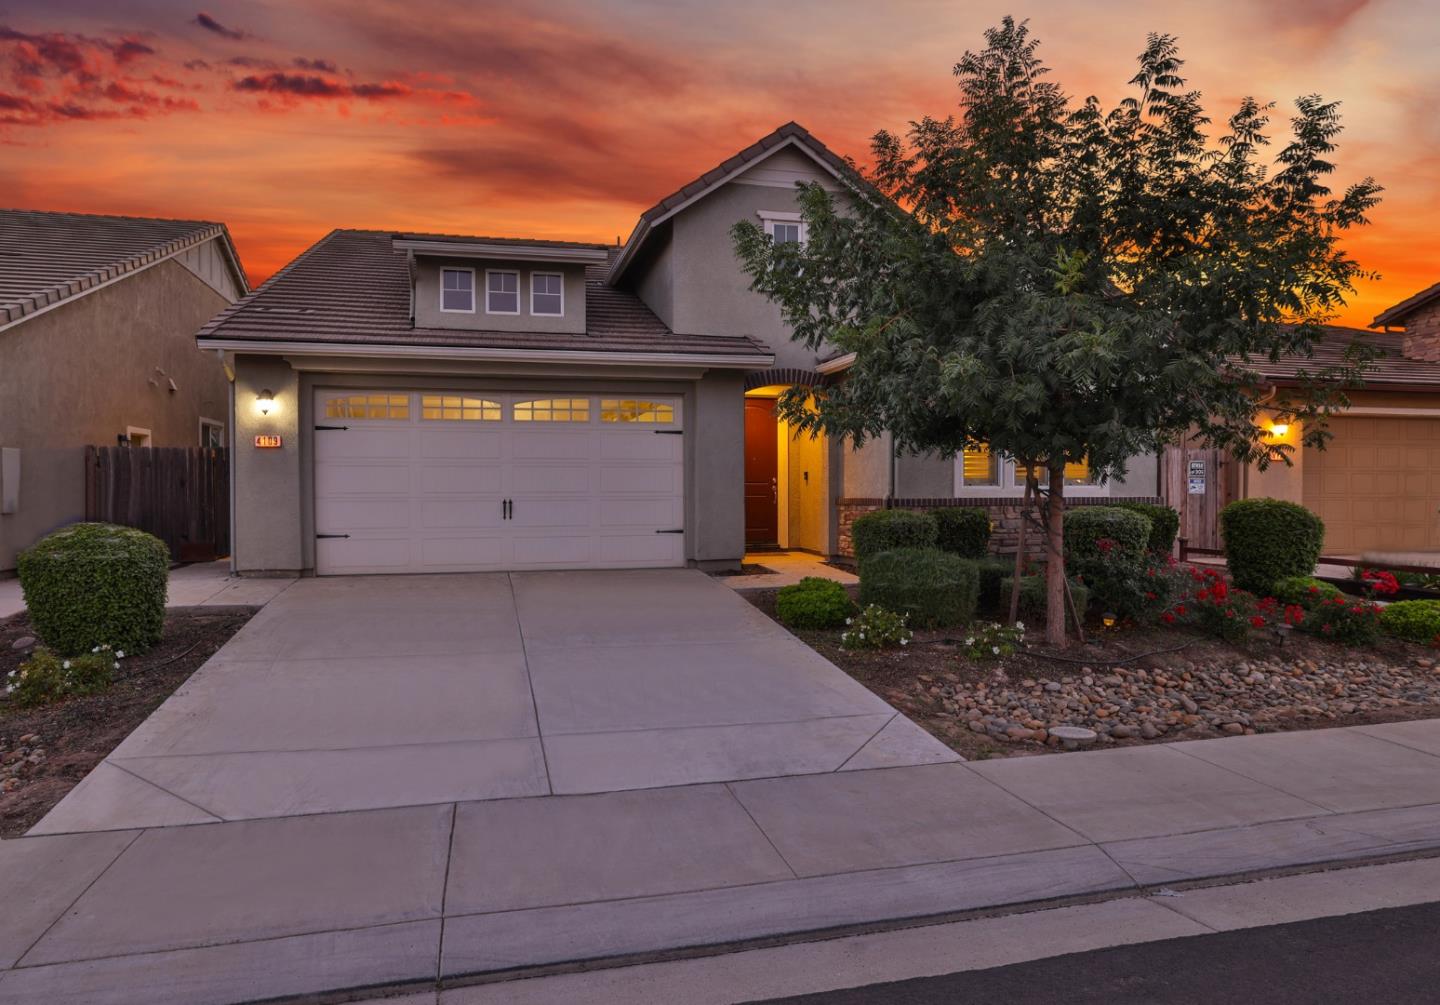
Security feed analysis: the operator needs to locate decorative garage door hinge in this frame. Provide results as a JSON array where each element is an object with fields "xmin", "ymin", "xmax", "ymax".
[
  {"xmin": 316, "ymin": 533, "xmax": 351, "ymax": 539},
  {"xmin": 653, "ymin": 429, "xmax": 684, "ymax": 435},
  {"xmin": 314, "ymin": 424, "xmax": 349, "ymax": 431},
  {"xmin": 655, "ymin": 528, "xmax": 684, "ymax": 534}
]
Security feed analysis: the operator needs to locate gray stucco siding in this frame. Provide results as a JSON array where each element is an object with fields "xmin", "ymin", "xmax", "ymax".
[
  {"xmin": 413, "ymin": 258, "xmax": 587, "ymax": 334},
  {"xmin": 228, "ymin": 359, "xmax": 745, "ymax": 576}
]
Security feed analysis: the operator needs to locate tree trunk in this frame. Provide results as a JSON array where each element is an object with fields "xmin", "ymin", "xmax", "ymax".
[
  {"xmin": 1007, "ymin": 475, "xmax": 1032, "ymax": 626},
  {"xmin": 1044, "ymin": 464, "xmax": 1067, "ymax": 647}
]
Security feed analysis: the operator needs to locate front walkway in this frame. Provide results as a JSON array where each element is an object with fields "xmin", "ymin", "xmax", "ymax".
[
  {"xmin": 0, "ymin": 560, "xmax": 294, "ymax": 620},
  {"xmin": 31, "ymin": 569, "xmax": 948, "ymax": 833},
  {"xmin": 717, "ymin": 550, "xmax": 857, "ymax": 590}
]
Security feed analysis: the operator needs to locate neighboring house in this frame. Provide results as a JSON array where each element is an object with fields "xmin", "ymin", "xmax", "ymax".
[
  {"xmin": 197, "ymin": 121, "xmax": 1168, "ymax": 577},
  {"xmin": 0, "ymin": 209, "xmax": 248, "ymax": 573}
]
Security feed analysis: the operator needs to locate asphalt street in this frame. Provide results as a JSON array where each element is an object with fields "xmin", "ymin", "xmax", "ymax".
[{"xmin": 753, "ymin": 900, "xmax": 1440, "ymax": 1004}]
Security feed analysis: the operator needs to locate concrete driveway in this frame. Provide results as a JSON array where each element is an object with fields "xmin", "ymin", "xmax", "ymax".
[{"xmin": 33, "ymin": 569, "xmax": 955, "ymax": 832}]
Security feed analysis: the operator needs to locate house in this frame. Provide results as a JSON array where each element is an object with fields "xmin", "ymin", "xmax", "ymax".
[
  {"xmin": 194, "ymin": 123, "xmax": 1171, "ymax": 577},
  {"xmin": 0, "ymin": 210, "xmax": 249, "ymax": 573}
]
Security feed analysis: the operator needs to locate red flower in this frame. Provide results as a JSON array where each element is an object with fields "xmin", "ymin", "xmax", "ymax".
[
  {"xmin": 1145, "ymin": 591, "xmax": 1157, "ymax": 601},
  {"xmin": 1284, "ymin": 604, "xmax": 1305, "ymax": 626},
  {"xmin": 1175, "ymin": 604, "xmax": 1187, "ymax": 616},
  {"xmin": 1249, "ymin": 616, "xmax": 1266, "ymax": 628},
  {"xmin": 1161, "ymin": 612, "xmax": 1176, "ymax": 624}
]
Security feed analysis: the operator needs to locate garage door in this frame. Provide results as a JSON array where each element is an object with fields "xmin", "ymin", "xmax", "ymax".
[
  {"xmin": 313, "ymin": 390, "xmax": 685, "ymax": 574},
  {"xmin": 1303, "ymin": 416, "xmax": 1440, "ymax": 554}
]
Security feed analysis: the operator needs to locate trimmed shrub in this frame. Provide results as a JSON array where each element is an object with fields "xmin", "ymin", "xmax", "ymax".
[
  {"xmin": 17, "ymin": 522, "xmax": 168, "ymax": 657},
  {"xmin": 775, "ymin": 577, "xmax": 854, "ymax": 629},
  {"xmin": 1220, "ymin": 499, "xmax": 1325, "ymax": 595},
  {"xmin": 1273, "ymin": 576, "xmax": 1344, "ymax": 609},
  {"xmin": 1001, "ymin": 574, "xmax": 1090, "ymax": 629},
  {"xmin": 974, "ymin": 557, "xmax": 1016, "ymax": 613},
  {"xmin": 859, "ymin": 548, "xmax": 979, "ymax": 628},
  {"xmin": 1064, "ymin": 506, "xmax": 1153, "ymax": 619},
  {"xmin": 1380, "ymin": 600, "xmax": 1440, "ymax": 646},
  {"xmin": 1302, "ymin": 595, "xmax": 1382, "ymax": 646},
  {"xmin": 851, "ymin": 509, "xmax": 937, "ymax": 565},
  {"xmin": 1064, "ymin": 506, "xmax": 1152, "ymax": 568},
  {"xmin": 930, "ymin": 507, "xmax": 992, "ymax": 559},
  {"xmin": 1110, "ymin": 502, "xmax": 1180, "ymax": 555}
]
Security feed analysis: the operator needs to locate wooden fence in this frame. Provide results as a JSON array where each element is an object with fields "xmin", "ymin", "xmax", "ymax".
[{"xmin": 85, "ymin": 446, "xmax": 230, "ymax": 561}]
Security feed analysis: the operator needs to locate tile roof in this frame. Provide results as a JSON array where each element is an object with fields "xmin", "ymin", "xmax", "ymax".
[
  {"xmin": 0, "ymin": 208, "xmax": 245, "ymax": 327},
  {"xmin": 1373, "ymin": 281, "xmax": 1440, "ymax": 328},
  {"xmin": 1240, "ymin": 324, "xmax": 1440, "ymax": 390},
  {"xmin": 197, "ymin": 229, "xmax": 770, "ymax": 359}
]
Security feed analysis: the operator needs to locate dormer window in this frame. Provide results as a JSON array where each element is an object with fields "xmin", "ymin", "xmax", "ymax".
[
  {"xmin": 485, "ymin": 269, "xmax": 520, "ymax": 315},
  {"xmin": 758, "ymin": 210, "xmax": 806, "ymax": 245},
  {"xmin": 531, "ymin": 272, "xmax": 564, "ymax": 316},
  {"xmin": 439, "ymin": 268, "xmax": 475, "ymax": 313}
]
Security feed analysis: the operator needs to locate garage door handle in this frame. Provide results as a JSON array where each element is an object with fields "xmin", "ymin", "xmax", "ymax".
[{"xmin": 316, "ymin": 533, "xmax": 350, "ymax": 539}]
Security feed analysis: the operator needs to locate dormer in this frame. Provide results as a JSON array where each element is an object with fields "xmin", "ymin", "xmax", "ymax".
[{"xmin": 393, "ymin": 234, "xmax": 609, "ymax": 336}]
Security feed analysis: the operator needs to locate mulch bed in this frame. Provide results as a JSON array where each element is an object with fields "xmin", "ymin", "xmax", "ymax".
[
  {"xmin": 743, "ymin": 587, "xmax": 1440, "ymax": 761},
  {"xmin": 0, "ymin": 606, "xmax": 256, "ymax": 836}
]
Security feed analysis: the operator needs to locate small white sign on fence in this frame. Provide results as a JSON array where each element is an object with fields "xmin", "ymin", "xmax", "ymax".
[{"xmin": 1187, "ymin": 459, "xmax": 1206, "ymax": 495}]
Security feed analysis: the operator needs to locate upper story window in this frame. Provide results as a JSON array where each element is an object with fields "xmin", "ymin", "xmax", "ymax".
[
  {"xmin": 486, "ymin": 270, "xmax": 520, "ymax": 315},
  {"xmin": 440, "ymin": 268, "xmax": 475, "ymax": 313},
  {"xmin": 758, "ymin": 210, "xmax": 806, "ymax": 246},
  {"xmin": 531, "ymin": 272, "xmax": 564, "ymax": 316}
]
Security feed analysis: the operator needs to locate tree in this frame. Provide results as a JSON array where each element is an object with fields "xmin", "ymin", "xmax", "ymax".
[{"xmin": 732, "ymin": 17, "xmax": 1380, "ymax": 646}]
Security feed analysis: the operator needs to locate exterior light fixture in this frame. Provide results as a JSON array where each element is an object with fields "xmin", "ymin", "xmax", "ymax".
[
  {"xmin": 1267, "ymin": 422, "xmax": 1289, "ymax": 437},
  {"xmin": 256, "ymin": 389, "xmax": 276, "ymax": 417}
]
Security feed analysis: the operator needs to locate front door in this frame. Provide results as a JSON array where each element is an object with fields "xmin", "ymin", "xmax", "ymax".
[{"xmin": 744, "ymin": 398, "xmax": 778, "ymax": 546}]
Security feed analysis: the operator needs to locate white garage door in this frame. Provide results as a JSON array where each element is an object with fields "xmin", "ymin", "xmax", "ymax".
[{"xmin": 313, "ymin": 390, "xmax": 685, "ymax": 574}]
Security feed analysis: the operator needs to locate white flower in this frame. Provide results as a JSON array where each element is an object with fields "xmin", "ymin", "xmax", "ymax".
[
  {"xmin": 92, "ymin": 646, "xmax": 100, "ymax": 653},
  {"xmin": 115, "ymin": 651, "xmax": 125, "ymax": 659},
  {"xmin": 965, "ymin": 637, "xmax": 975, "ymax": 645},
  {"xmin": 845, "ymin": 618, "xmax": 853, "ymax": 625},
  {"xmin": 900, "ymin": 638, "xmax": 909, "ymax": 646},
  {"xmin": 62, "ymin": 660, "xmax": 71, "ymax": 670},
  {"xmin": 992, "ymin": 646, "xmax": 1001, "ymax": 655},
  {"xmin": 113, "ymin": 662, "xmax": 120, "ymax": 670},
  {"xmin": 1015, "ymin": 621, "xmax": 1025, "ymax": 630}
]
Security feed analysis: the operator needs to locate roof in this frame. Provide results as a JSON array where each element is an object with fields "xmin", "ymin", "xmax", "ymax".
[
  {"xmin": 0, "ymin": 208, "xmax": 248, "ymax": 329},
  {"xmin": 1373, "ymin": 281, "xmax": 1440, "ymax": 328},
  {"xmin": 607, "ymin": 121, "xmax": 872, "ymax": 287},
  {"xmin": 197, "ymin": 229, "xmax": 771, "ymax": 363},
  {"xmin": 1240, "ymin": 325, "xmax": 1440, "ymax": 390}
]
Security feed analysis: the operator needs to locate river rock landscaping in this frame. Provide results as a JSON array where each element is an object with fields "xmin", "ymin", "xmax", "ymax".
[{"xmin": 745, "ymin": 587, "xmax": 1440, "ymax": 760}]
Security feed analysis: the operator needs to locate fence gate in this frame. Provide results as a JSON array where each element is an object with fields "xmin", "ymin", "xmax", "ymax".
[
  {"xmin": 1161, "ymin": 445, "xmax": 1236, "ymax": 553},
  {"xmin": 85, "ymin": 446, "xmax": 230, "ymax": 561}
]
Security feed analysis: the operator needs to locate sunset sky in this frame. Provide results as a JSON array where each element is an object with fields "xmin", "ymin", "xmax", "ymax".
[{"xmin": 2, "ymin": 0, "xmax": 1435, "ymax": 328}]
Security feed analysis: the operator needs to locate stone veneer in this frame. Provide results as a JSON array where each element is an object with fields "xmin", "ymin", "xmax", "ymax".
[
  {"xmin": 835, "ymin": 496, "xmax": 1164, "ymax": 560},
  {"xmin": 1400, "ymin": 299, "xmax": 1440, "ymax": 362}
]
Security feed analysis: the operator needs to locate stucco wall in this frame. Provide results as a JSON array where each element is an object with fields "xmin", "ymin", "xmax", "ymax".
[
  {"xmin": 0, "ymin": 257, "xmax": 232, "ymax": 571},
  {"xmin": 227, "ymin": 360, "xmax": 746, "ymax": 575},
  {"xmin": 631, "ymin": 224, "xmax": 676, "ymax": 331},
  {"xmin": 413, "ymin": 258, "xmax": 587, "ymax": 334},
  {"xmin": 663, "ymin": 179, "xmax": 843, "ymax": 371}
]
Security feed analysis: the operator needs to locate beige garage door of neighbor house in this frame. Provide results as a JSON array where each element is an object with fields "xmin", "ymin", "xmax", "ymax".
[
  {"xmin": 312, "ymin": 389, "xmax": 685, "ymax": 574},
  {"xmin": 1303, "ymin": 416, "xmax": 1440, "ymax": 555}
]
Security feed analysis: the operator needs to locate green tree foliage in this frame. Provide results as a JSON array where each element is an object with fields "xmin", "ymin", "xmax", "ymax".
[{"xmin": 733, "ymin": 19, "xmax": 1379, "ymax": 644}]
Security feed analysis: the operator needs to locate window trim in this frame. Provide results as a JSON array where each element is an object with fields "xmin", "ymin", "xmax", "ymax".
[
  {"xmin": 757, "ymin": 209, "xmax": 807, "ymax": 244},
  {"xmin": 124, "ymin": 426, "xmax": 152, "ymax": 447},
  {"xmin": 484, "ymin": 269, "xmax": 521, "ymax": 316},
  {"xmin": 952, "ymin": 451, "xmax": 1110, "ymax": 497},
  {"xmin": 529, "ymin": 271, "xmax": 564, "ymax": 317},
  {"xmin": 439, "ymin": 267, "xmax": 477, "ymax": 314},
  {"xmin": 199, "ymin": 417, "xmax": 226, "ymax": 448}
]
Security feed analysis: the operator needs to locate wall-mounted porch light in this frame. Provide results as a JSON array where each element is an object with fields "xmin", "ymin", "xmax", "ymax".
[
  {"xmin": 1265, "ymin": 421, "xmax": 1289, "ymax": 437},
  {"xmin": 256, "ymin": 389, "xmax": 277, "ymax": 417}
]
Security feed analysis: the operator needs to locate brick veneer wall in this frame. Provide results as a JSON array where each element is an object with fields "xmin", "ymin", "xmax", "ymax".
[{"xmin": 835, "ymin": 496, "xmax": 1164, "ymax": 560}]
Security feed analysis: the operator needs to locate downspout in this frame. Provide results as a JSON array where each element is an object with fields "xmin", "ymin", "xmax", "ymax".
[
  {"xmin": 218, "ymin": 350, "xmax": 237, "ymax": 575},
  {"xmin": 887, "ymin": 433, "xmax": 897, "ymax": 508}
]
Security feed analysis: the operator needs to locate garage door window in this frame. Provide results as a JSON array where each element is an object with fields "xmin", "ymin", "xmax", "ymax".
[
  {"xmin": 514, "ymin": 398, "xmax": 590, "ymax": 422},
  {"xmin": 325, "ymin": 393, "xmax": 410, "ymax": 420},
  {"xmin": 601, "ymin": 399, "xmax": 674, "ymax": 424},
  {"xmin": 421, "ymin": 395, "xmax": 501, "ymax": 421}
]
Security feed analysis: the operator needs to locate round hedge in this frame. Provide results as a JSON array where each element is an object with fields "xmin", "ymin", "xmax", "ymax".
[
  {"xmin": 929, "ymin": 507, "xmax": 992, "ymax": 559},
  {"xmin": 858, "ymin": 547, "xmax": 979, "ymax": 628},
  {"xmin": 1220, "ymin": 499, "xmax": 1324, "ymax": 594},
  {"xmin": 17, "ymin": 523, "xmax": 169, "ymax": 657},
  {"xmin": 775, "ymin": 577, "xmax": 854, "ymax": 629},
  {"xmin": 851, "ymin": 509, "xmax": 937, "ymax": 565},
  {"xmin": 1110, "ymin": 502, "xmax": 1180, "ymax": 555},
  {"xmin": 1379, "ymin": 600, "xmax": 1440, "ymax": 645},
  {"xmin": 1063, "ymin": 506, "xmax": 1152, "ymax": 569},
  {"xmin": 1273, "ymin": 575, "xmax": 1344, "ymax": 608}
]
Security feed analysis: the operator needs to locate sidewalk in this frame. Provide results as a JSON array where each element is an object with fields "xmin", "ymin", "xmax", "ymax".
[
  {"xmin": 0, "ymin": 561, "xmax": 293, "ymax": 619},
  {"xmin": 6, "ymin": 718, "xmax": 1440, "ymax": 1003}
]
